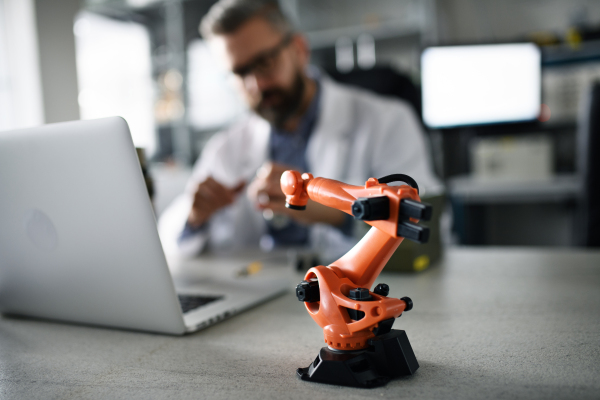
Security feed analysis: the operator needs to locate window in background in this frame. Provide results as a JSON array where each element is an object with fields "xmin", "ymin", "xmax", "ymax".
[
  {"xmin": 74, "ymin": 11, "xmax": 156, "ymax": 155},
  {"xmin": 187, "ymin": 39, "xmax": 246, "ymax": 130},
  {"xmin": 0, "ymin": 0, "xmax": 11, "ymax": 130},
  {"xmin": 0, "ymin": 0, "xmax": 44, "ymax": 131}
]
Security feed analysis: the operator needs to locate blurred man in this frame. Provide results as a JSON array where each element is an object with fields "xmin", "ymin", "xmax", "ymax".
[{"xmin": 159, "ymin": 0, "xmax": 442, "ymax": 260}]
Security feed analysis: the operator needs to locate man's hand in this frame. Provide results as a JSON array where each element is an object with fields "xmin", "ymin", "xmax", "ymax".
[
  {"xmin": 188, "ymin": 177, "xmax": 245, "ymax": 228},
  {"xmin": 247, "ymin": 162, "xmax": 346, "ymax": 227},
  {"xmin": 247, "ymin": 162, "xmax": 291, "ymax": 214}
]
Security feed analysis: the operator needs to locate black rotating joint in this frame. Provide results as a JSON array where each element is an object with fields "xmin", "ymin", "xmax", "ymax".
[
  {"xmin": 296, "ymin": 280, "xmax": 320, "ymax": 302},
  {"xmin": 346, "ymin": 288, "xmax": 373, "ymax": 320},
  {"xmin": 352, "ymin": 197, "xmax": 390, "ymax": 221},
  {"xmin": 373, "ymin": 283, "xmax": 390, "ymax": 297}
]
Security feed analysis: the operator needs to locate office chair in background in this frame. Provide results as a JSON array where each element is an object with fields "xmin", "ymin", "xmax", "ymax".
[
  {"xmin": 577, "ymin": 81, "xmax": 600, "ymax": 247},
  {"xmin": 326, "ymin": 66, "xmax": 422, "ymax": 119}
]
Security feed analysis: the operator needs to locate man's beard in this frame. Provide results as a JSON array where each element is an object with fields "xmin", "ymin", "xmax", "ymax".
[{"xmin": 253, "ymin": 71, "xmax": 305, "ymax": 130}]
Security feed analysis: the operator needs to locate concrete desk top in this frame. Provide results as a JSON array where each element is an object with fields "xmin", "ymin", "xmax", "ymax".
[{"xmin": 1, "ymin": 247, "xmax": 599, "ymax": 399}]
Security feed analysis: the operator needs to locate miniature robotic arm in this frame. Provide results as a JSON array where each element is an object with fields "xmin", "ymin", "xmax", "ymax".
[{"xmin": 280, "ymin": 171, "xmax": 432, "ymax": 387}]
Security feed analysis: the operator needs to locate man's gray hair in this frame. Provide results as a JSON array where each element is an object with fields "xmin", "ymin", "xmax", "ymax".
[{"xmin": 200, "ymin": 0, "xmax": 294, "ymax": 39}]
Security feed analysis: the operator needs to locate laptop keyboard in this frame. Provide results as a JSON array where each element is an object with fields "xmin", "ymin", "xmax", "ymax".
[{"xmin": 178, "ymin": 294, "xmax": 223, "ymax": 314}]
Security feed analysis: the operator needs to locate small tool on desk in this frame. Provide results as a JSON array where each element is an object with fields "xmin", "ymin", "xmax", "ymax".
[
  {"xmin": 235, "ymin": 261, "xmax": 263, "ymax": 277},
  {"xmin": 281, "ymin": 171, "xmax": 432, "ymax": 388}
]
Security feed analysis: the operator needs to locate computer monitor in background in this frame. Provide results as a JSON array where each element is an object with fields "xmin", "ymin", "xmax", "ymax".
[{"xmin": 421, "ymin": 43, "xmax": 542, "ymax": 129}]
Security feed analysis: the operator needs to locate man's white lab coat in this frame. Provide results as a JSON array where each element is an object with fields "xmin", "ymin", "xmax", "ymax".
[{"xmin": 158, "ymin": 76, "xmax": 443, "ymax": 260}]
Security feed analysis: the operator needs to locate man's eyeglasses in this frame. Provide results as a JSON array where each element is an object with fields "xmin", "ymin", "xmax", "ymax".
[{"xmin": 232, "ymin": 33, "xmax": 294, "ymax": 78}]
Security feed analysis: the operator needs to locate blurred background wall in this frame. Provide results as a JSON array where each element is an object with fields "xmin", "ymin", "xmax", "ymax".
[{"xmin": 1, "ymin": 0, "xmax": 599, "ymax": 247}]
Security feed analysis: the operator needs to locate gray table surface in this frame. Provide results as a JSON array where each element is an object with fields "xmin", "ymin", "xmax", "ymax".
[{"xmin": 1, "ymin": 247, "xmax": 599, "ymax": 399}]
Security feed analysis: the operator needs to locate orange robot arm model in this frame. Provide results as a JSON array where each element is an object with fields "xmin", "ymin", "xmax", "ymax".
[{"xmin": 281, "ymin": 170, "xmax": 432, "ymax": 351}]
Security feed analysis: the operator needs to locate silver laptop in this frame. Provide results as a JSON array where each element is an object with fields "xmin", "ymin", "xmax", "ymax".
[{"xmin": 0, "ymin": 117, "xmax": 290, "ymax": 335}]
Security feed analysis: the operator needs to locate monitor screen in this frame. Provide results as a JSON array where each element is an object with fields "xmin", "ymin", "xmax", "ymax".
[{"xmin": 421, "ymin": 43, "xmax": 541, "ymax": 129}]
